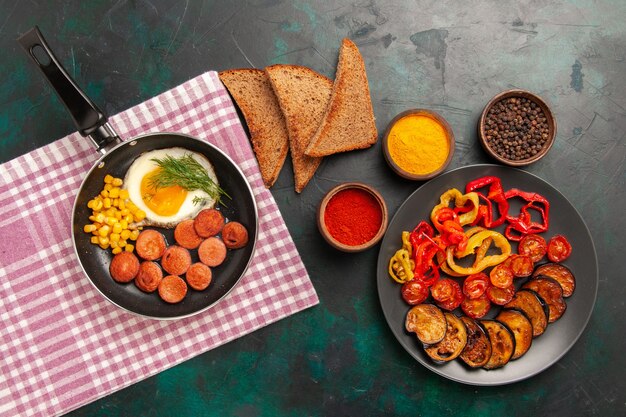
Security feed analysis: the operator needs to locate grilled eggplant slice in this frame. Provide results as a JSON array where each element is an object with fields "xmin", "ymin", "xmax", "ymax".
[
  {"xmin": 425, "ymin": 313, "xmax": 468, "ymax": 363},
  {"xmin": 481, "ymin": 320, "xmax": 515, "ymax": 370},
  {"xmin": 459, "ymin": 316, "xmax": 492, "ymax": 368},
  {"xmin": 522, "ymin": 277, "xmax": 566, "ymax": 323},
  {"xmin": 406, "ymin": 304, "xmax": 447, "ymax": 345},
  {"xmin": 504, "ymin": 289, "xmax": 549, "ymax": 337},
  {"xmin": 532, "ymin": 263, "xmax": 576, "ymax": 297},
  {"xmin": 496, "ymin": 309, "xmax": 533, "ymax": 360}
]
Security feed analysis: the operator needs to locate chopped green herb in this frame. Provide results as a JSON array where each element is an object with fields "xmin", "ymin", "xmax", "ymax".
[{"xmin": 148, "ymin": 153, "xmax": 230, "ymax": 205}]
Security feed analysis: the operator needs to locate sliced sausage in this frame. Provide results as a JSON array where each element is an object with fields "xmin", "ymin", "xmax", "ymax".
[
  {"xmin": 222, "ymin": 221, "xmax": 249, "ymax": 249},
  {"xmin": 174, "ymin": 219, "xmax": 203, "ymax": 249},
  {"xmin": 109, "ymin": 251, "xmax": 140, "ymax": 283},
  {"xmin": 198, "ymin": 237, "xmax": 227, "ymax": 267},
  {"xmin": 158, "ymin": 275, "xmax": 188, "ymax": 304},
  {"xmin": 194, "ymin": 209, "xmax": 225, "ymax": 238},
  {"xmin": 186, "ymin": 262, "xmax": 213, "ymax": 291},
  {"xmin": 161, "ymin": 245, "xmax": 192, "ymax": 276},
  {"xmin": 135, "ymin": 261, "xmax": 163, "ymax": 293},
  {"xmin": 135, "ymin": 229, "xmax": 166, "ymax": 261}
]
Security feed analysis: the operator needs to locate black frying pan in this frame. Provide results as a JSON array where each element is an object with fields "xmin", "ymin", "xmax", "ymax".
[{"xmin": 18, "ymin": 27, "xmax": 258, "ymax": 319}]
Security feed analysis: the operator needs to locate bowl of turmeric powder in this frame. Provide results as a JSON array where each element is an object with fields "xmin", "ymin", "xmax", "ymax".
[{"xmin": 382, "ymin": 109, "xmax": 455, "ymax": 181}]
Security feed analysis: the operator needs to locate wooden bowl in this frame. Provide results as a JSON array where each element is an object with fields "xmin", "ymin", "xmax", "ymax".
[
  {"xmin": 478, "ymin": 89, "xmax": 557, "ymax": 166},
  {"xmin": 317, "ymin": 183, "xmax": 388, "ymax": 253},
  {"xmin": 382, "ymin": 109, "xmax": 455, "ymax": 181}
]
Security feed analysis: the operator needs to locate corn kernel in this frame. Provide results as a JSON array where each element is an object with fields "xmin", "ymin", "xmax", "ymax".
[
  {"xmin": 112, "ymin": 223, "xmax": 122, "ymax": 234},
  {"xmin": 112, "ymin": 177, "xmax": 123, "ymax": 187},
  {"xmin": 130, "ymin": 230, "xmax": 140, "ymax": 241},
  {"xmin": 110, "ymin": 240, "xmax": 119, "ymax": 249},
  {"xmin": 134, "ymin": 210, "xmax": 146, "ymax": 221},
  {"xmin": 112, "ymin": 247, "xmax": 122, "ymax": 254},
  {"xmin": 94, "ymin": 213, "xmax": 106, "ymax": 223},
  {"xmin": 124, "ymin": 244, "xmax": 134, "ymax": 252},
  {"xmin": 120, "ymin": 229, "xmax": 131, "ymax": 240},
  {"xmin": 119, "ymin": 189, "xmax": 129, "ymax": 200},
  {"xmin": 120, "ymin": 219, "xmax": 128, "ymax": 230},
  {"xmin": 104, "ymin": 183, "xmax": 113, "ymax": 191},
  {"xmin": 98, "ymin": 225, "xmax": 110, "ymax": 237},
  {"xmin": 109, "ymin": 187, "xmax": 120, "ymax": 198},
  {"xmin": 98, "ymin": 236, "xmax": 109, "ymax": 246},
  {"xmin": 93, "ymin": 200, "xmax": 103, "ymax": 211},
  {"xmin": 106, "ymin": 216, "xmax": 118, "ymax": 226},
  {"xmin": 103, "ymin": 198, "xmax": 112, "ymax": 209},
  {"xmin": 115, "ymin": 211, "xmax": 122, "ymax": 220},
  {"xmin": 120, "ymin": 208, "xmax": 130, "ymax": 216},
  {"xmin": 110, "ymin": 233, "xmax": 120, "ymax": 243},
  {"xmin": 118, "ymin": 240, "xmax": 127, "ymax": 248},
  {"xmin": 118, "ymin": 199, "xmax": 125, "ymax": 210},
  {"xmin": 104, "ymin": 174, "xmax": 114, "ymax": 184},
  {"xmin": 100, "ymin": 189, "xmax": 109, "ymax": 198},
  {"xmin": 99, "ymin": 243, "xmax": 110, "ymax": 250},
  {"xmin": 90, "ymin": 236, "xmax": 99, "ymax": 244},
  {"xmin": 124, "ymin": 214, "xmax": 134, "ymax": 223},
  {"xmin": 83, "ymin": 224, "xmax": 96, "ymax": 233}
]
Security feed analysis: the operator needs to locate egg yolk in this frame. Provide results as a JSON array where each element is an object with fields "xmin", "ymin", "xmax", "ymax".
[{"xmin": 140, "ymin": 168, "xmax": 188, "ymax": 216}]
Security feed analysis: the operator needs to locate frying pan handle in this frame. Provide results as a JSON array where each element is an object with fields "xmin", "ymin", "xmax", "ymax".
[{"xmin": 17, "ymin": 26, "xmax": 122, "ymax": 154}]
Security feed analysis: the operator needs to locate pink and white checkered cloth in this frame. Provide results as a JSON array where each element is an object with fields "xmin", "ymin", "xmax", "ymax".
[{"xmin": 0, "ymin": 71, "xmax": 318, "ymax": 417}]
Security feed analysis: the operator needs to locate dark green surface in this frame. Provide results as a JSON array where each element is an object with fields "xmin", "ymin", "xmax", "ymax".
[{"xmin": 2, "ymin": 1, "xmax": 625, "ymax": 416}]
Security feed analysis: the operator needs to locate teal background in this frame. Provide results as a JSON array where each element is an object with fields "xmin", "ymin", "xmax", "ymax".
[{"xmin": 1, "ymin": 1, "xmax": 625, "ymax": 416}]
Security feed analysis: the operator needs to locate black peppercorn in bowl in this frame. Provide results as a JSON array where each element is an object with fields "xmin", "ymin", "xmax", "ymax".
[{"xmin": 478, "ymin": 89, "xmax": 556, "ymax": 166}]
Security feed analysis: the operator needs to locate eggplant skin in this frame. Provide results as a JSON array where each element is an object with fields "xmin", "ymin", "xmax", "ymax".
[
  {"xmin": 532, "ymin": 263, "xmax": 576, "ymax": 297},
  {"xmin": 522, "ymin": 277, "xmax": 566, "ymax": 323},
  {"xmin": 481, "ymin": 320, "xmax": 515, "ymax": 370},
  {"xmin": 459, "ymin": 316, "xmax": 492, "ymax": 368},
  {"xmin": 405, "ymin": 304, "xmax": 447, "ymax": 346},
  {"xmin": 424, "ymin": 313, "xmax": 468, "ymax": 363},
  {"xmin": 504, "ymin": 289, "xmax": 549, "ymax": 338},
  {"xmin": 496, "ymin": 309, "xmax": 533, "ymax": 360}
]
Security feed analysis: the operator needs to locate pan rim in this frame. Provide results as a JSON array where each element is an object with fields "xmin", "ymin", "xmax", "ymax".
[{"xmin": 70, "ymin": 131, "xmax": 259, "ymax": 320}]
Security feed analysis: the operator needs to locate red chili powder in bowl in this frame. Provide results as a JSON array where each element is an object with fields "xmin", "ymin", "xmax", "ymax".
[{"xmin": 323, "ymin": 188, "xmax": 383, "ymax": 246}]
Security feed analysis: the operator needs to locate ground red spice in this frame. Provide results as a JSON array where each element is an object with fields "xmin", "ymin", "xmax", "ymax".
[{"xmin": 324, "ymin": 188, "xmax": 383, "ymax": 246}]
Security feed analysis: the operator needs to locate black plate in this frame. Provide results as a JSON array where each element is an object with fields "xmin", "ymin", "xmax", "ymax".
[
  {"xmin": 72, "ymin": 133, "xmax": 258, "ymax": 319},
  {"xmin": 377, "ymin": 164, "xmax": 598, "ymax": 385}
]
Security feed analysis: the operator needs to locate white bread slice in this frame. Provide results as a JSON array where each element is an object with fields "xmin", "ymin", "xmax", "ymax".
[
  {"xmin": 305, "ymin": 39, "xmax": 378, "ymax": 157},
  {"xmin": 265, "ymin": 65, "xmax": 332, "ymax": 193},
  {"xmin": 218, "ymin": 69, "xmax": 288, "ymax": 188}
]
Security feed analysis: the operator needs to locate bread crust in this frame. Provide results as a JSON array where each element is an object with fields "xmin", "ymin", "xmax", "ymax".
[
  {"xmin": 305, "ymin": 39, "xmax": 378, "ymax": 157},
  {"xmin": 219, "ymin": 69, "xmax": 289, "ymax": 188},
  {"xmin": 266, "ymin": 64, "xmax": 332, "ymax": 192}
]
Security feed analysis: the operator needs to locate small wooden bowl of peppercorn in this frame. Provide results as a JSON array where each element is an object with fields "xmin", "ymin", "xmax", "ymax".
[
  {"xmin": 478, "ymin": 89, "xmax": 557, "ymax": 166},
  {"xmin": 317, "ymin": 182, "xmax": 388, "ymax": 253}
]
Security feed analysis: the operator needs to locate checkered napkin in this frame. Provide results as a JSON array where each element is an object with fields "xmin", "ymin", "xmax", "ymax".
[{"xmin": 0, "ymin": 71, "xmax": 318, "ymax": 417}]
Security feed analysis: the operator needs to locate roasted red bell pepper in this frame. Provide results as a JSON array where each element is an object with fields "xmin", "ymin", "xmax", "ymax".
[
  {"xmin": 409, "ymin": 221, "xmax": 441, "ymax": 286},
  {"xmin": 504, "ymin": 188, "xmax": 550, "ymax": 241},
  {"xmin": 465, "ymin": 176, "xmax": 509, "ymax": 228},
  {"xmin": 431, "ymin": 207, "xmax": 458, "ymax": 232}
]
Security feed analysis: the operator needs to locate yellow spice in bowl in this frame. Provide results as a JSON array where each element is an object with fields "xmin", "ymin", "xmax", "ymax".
[{"xmin": 387, "ymin": 114, "xmax": 449, "ymax": 175}]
